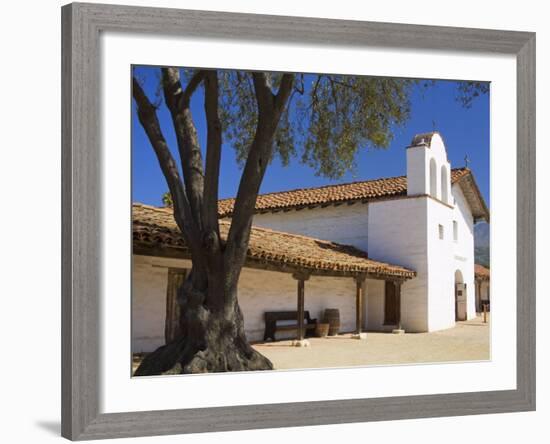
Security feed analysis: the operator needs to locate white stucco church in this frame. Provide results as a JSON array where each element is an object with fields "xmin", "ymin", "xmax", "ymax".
[{"xmin": 132, "ymin": 132, "xmax": 490, "ymax": 353}]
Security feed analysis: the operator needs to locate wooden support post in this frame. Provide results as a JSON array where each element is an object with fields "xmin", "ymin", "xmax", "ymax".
[
  {"xmin": 391, "ymin": 280, "xmax": 404, "ymax": 334},
  {"xmin": 292, "ymin": 272, "xmax": 310, "ymax": 342},
  {"xmin": 297, "ymin": 279, "xmax": 305, "ymax": 340},
  {"xmin": 476, "ymin": 280, "xmax": 482, "ymax": 313},
  {"xmin": 355, "ymin": 275, "xmax": 365, "ymax": 334},
  {"xmin": 395, "ymin": 280, "xmax": 402, "ymax": 329}
]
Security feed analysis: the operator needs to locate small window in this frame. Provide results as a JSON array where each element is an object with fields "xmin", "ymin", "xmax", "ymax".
[
  {"xmin": 453, "ymin": 221, "xmax": 458, "ymax": 242},
  {"xmin": 438, "ymin": 224, "xmax": 444, "ymax": 240}
]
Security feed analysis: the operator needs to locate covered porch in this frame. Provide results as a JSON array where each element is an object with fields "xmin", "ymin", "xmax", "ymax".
[{"xmin": 132, "ymin": 203, "xmax": 416, "ymax": 351}]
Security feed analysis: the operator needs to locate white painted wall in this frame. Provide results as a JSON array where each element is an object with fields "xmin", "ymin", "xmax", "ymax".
[
  {"xmin": 452, "ymin": 184, "xmax": 477, "ymax": 320},
  {"xmin": 367, "ymin": 197, "xmax": 429, "ymax": 332},
  {"xmin": 132, "ymin": 256, "xmax": 169, "ymax": 353},
  {"xmin": 366, "ymin": 186, "xmax": 474, "ymax": 334},
  {"xmin": 426, "ymin": 197, "xmax": 455, "ymax": 331},
  {"xmin": 407, "ymin": 144, "xmax": 430, "ymax": 196},
  {"xmin": 248, "ymin": 202, "xmax": 369, "ymax": 251}
]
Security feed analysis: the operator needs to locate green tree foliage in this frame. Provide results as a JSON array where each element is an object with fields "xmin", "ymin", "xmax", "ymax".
[
  {"xmin": 456, "ymin": 81, "xmax": 490, "ymax": 108},
  {"xmin": 161, "ymin": 191, "xmax": 173, "ymax": 207},
  {"xmin": 216, "ymin": 72, "xmax": 415, "ymax": 179}
]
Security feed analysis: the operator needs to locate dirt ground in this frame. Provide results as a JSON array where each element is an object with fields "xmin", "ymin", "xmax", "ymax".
[
  {"xmin": 132, "ymin": 315, "xmax": 489, "ymax": 374},
  {"xmin": 252, "ymin": 315, "xmax": 490, "ymax": 370}
]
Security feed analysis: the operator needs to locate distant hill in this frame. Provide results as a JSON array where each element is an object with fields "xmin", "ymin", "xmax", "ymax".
[{"xmin": 474, "ymin": 222, "xmax": 490, "ymax": 267}]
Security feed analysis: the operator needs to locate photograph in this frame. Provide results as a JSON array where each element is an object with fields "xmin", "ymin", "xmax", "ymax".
[{"xmin": 131, "ymin": 66, "xmax": 491, "ymax": 376}]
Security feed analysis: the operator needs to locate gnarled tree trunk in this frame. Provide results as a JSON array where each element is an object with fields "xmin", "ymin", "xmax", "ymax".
[{"xmin": 135, "ymin": 269, "xmax": 273, "ymax": 375}]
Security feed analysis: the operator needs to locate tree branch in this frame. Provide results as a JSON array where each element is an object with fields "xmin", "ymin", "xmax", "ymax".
[
  {"xmin": 273, "ymin": 74, "xmax": 295, "ymax": 118},
  {"xmin": 161, "ymin": 68, "xmax": 205, "ymax": 230},
  {"xmin": 132, "ymin": 77, "xmax": 202, "ymax": 254},
  {"xmin": 180, "ymin": 71, "xmax": 206, "ymax": 108},
  {"xmin": 327, "ymin": 77, "xmax": 341, "ymax": 115},
  {"xmin": 309, "ymin": 75, "xmax": 323, "ymax": 113},
  {"xmin": 252, "ymin": 72, "xmax": 273, "ymax": 113},
  {"xmin": 294, "ymin": 73, "xmax": 305, "ymax": 95},
  {"xmin": 224, "ymin": 73, "xmax": 295, "ymax": 287},
  {"xmin": 327, "ymin": 77, "xmax": 353, "ymax": 89},
  {"xmin": 202, "ymin": 70, "xmax": 222, "ymax": 248}
]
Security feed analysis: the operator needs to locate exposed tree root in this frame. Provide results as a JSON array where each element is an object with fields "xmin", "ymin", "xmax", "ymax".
[{"xmin": 134, "ymin": 300, "xmax": 273, "ymax": 376}]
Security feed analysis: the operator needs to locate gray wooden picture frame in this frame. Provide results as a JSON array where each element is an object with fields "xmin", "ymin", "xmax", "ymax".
[{"xmin": 61, "ymin": 2, "xmax": 536, "ymax": 440}]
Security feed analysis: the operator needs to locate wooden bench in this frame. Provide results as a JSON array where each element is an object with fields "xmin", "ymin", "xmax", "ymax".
[{"xmin": 263, "ymin": 311, "xmax": 317, "ymax": 341}]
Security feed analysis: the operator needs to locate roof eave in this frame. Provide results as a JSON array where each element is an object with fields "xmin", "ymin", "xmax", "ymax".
[
  {"xmin": 133, "ymin": 240, "xmax": 416, "ymax": 280},
  {"xmin": 455, "ymin": 171, "xmax": 490, "ymax": 223}
]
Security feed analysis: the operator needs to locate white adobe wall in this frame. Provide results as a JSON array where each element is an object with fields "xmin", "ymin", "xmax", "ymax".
[
  {"xmin": 452, "ymin": 184, "xmax": 477, "ymax": 320},
  {"xmin": 132, "ymin": 255, "xmax": 171, "ymax": 353},
  {"xmin": 132, "ymin": 255, "xmax": 363, "ymax": 353},
  {"xmin": 367, "ymin": 197, "xmax": 429, "ymax": 332},
  {"xmin": 247, "ymin": 202, "xmax": 369, "ymax": 251},
  {"xmin": 368, "ymin": 188, "xmax": 472, "ymax": 334},
  {"xmin": 407, "ymin": 144, "xmax": 430, "ymax": 196},
  {"xmin": 426, "ymin": 197, "xmax": 455, "ymax": 331}
]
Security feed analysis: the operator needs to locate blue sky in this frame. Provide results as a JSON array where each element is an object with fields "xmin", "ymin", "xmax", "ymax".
[{"xmin": 132, "ymin": 67, "xmax": 489, "ymax": 208}]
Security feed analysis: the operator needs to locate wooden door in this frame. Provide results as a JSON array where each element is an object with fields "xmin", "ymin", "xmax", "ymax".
[
  {"xmin": 384, "ymin": 281, "xmax": 398, "ymax": 325},
  {"xmin": 165, "ymin": 268, "xmax": 186, "ymax": 343},
  {"xmin": 455, "ymin": 283, "xmax": 467, "ymax": 321}
]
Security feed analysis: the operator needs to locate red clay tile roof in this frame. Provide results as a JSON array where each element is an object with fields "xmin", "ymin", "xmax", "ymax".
[
  {"xmin": 218, "ymin": 167, "xmax": 475, "ymax": 217},
  {"xmin": 475, "ymin": 264, "xmax": 490, "ymax": 281},
  {"xmin": 133, "ymin": 204, "xmax": 416, "ymax": 279}
]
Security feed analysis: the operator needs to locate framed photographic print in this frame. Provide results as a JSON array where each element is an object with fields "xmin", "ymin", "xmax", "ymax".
[{"xmin": 61, "ymin": 2, "xmax": 535, "ymax": 440}]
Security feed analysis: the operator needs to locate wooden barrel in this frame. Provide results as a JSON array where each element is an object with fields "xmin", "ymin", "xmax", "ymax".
[{"xmin": 323, "ymin": 308, "xmax": 340, "ymax": 336}]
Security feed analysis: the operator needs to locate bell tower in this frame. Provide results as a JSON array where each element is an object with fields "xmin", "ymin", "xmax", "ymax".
[
  {"xmin": 406, "ymin": 132, "xmax": 451, "ymax": 204},
  {"xmin": 368, "ymin": 131, "xmax": 455, "ymax": 332}
]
